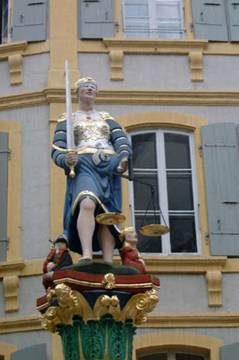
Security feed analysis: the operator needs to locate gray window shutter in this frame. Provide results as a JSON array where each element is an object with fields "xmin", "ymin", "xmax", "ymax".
[
  {"xmin": 11, "ymin": 344, "xmax": 47, "ymax": 360},
  {"xmin": 201, "ymin": 123, "xmax": 239, "ymax": 256},
  {"xmin": 220, "ymin": 343, "xmax": 239, "ymax": 360},
  {"xmin": 0, "ymin": 132, "xmax": 9, "ymax": 262},
  {"xmin": 79, "ymin": 0, "xmax": 115, "ymax": 39},
  {"xmin": 12, "ymin": 0, "xmax": 48, "ymax": 42},
  {"xmin": 227, "ymin": 0, "xmax": 239, "ymax": 41},
  {"xmin": 191, "ymin": 0, "xmax": 228, "ymax": 41}
]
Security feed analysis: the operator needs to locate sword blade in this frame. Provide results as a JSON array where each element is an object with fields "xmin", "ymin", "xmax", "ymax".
[{"xmin": 65, "ymin": 60, "xmax": 74, "ymax": 149}]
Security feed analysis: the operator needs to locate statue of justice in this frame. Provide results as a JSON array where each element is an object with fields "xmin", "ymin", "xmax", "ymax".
[{"xmin": 51, "ymin": 70, "xmax": 132, "ymax": 263}]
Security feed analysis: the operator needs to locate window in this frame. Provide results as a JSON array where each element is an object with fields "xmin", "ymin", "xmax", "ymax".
[
  {"xmin": 191, "ymin": 0, "xmax": 239, "ymax": 42},
  {"xmin": 130, "ymin": 129, "xmax": 200, "ymax": 255},
  {"xmin": 138, "ymin": 351, "xmax": 207, "ymax": 360},
  {"xmin": 122, "ymin": 0, "xmax": 185, "ymax": 39},
  {"xmin": 0, "ymin": 0, "xmax": 9, "ymax": 44}
]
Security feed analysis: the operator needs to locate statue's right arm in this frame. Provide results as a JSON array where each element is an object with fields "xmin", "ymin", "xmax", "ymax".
[{"xmin": 51, "ymin": 117, "xmax": 69, "ymax": 173}]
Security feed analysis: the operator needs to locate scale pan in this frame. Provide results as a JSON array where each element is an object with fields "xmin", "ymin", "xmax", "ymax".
[
  {"xmin": 96, "ymin": 212, "xmax": 126, "ymax": 225},
  {"xmin": 140, "ymin": 224, "xmax": 170, "ymax": 237}
]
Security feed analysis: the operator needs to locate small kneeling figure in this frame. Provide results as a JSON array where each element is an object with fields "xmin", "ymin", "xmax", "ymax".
[
  {"xmin": 42, "ymin": 235, "xmax": 73, "ymax": 289},
  {"xmin": 120, "ymin": 227, "xmax": 146, "ymax": 274}
]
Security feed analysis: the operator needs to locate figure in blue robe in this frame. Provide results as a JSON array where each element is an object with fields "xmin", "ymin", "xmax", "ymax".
[{"xmin": 51, "ymin": 109, "xmax": 131, "ymax": 257}]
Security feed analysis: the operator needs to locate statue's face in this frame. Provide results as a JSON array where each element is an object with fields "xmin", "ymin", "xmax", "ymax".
[
  {"xmin": 55, "ymin": 242, "xmax": 67, "ymax": 250},
  {"xmin": 78, "ymin": 82, "xmax": 97, "ymax": 102}
]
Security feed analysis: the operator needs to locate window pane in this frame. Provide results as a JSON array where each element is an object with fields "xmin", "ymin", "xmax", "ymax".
[
  {"xmin": 167, "ymin": 172, "xmax": 194, "ymax": 211},
  {"xmin": 135, "ymin": 215, "xmax": 162, "ymax": 253},
  {"xmin": 138, "ymin": 353, "xmax": 167, "ymax": 360},
  {"xmin": 132, "ymin": 133, "xmax": 157, "ymax": 169},
  {"xmin": 176, "ymin": 354, "xmax": 205, "ymax": 360},
  {"xmin": 124, "ymin": 1, "xmax": 149, "ymax": 17},
  {"xmin": 156, "ymin": 1, "xmax": 181, "ymax": 20},
  {"xmin": 133, "ymin": 173, "xmax": 159, "ymax": 211},
  {"xmin": 1, "ymin": 0, "xmax": 8, "ymax": 43},
  {"xmin": 169, "ymin": 216, "xmax": 197, "ymax": 252},
  {"xmin": 123, "ymin": 0, "xmax": 150, "ymax": 37},
  {"xmin": 165, "ymin": 133, "xmax": 191, "ymax": 169},
  {"xmin": 155, "ymin": 0, "xmax": 184, "ymax": 39}
]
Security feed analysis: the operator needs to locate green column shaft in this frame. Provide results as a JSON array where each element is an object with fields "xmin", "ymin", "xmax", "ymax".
[{"xmin": 58, "ymin": 316, "xmax": 136, "ymax": 360}]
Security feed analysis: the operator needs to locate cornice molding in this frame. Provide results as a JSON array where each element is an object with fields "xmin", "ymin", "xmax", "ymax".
[
  {"xmin": 1, "ymin": 256, "xmax": 227, "ymax": 278},
  {"xmin": 0, "ymin": 260, "xmax": 25, "ymax": 275},
  {"xmin": 0, "ymin": 315, "xmax": 42, "ymax": 334},
  {"xmin": 1, "ymin": 312, "xmax": 239, "ymax": 334},
  {"xmin": 0, "ymin": 90, "xmax": 47, "ymax": 110},
  {"xmin": 2, "ymin": 89, "xmax": 239, "ymax": 110},
  {"xmin": 143, "ymin": 256, "xmax": 227, "ymax": 274},
  {"xmin": 145, "ymin": 313, "xmax": 239, "ymax": 328},
  {"xmin": 0, "ymin": 41, "xmax": 27, "ymax": 59}
]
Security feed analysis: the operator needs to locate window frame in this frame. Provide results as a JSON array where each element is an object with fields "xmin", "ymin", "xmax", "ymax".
[
  {"xmin": 0, "ymin": 0, "xmax": 11, "ymax": 44},
  {"xmin": 129, "ymin": 127, "xmax": 201, "ymax": 256},
  {"xmin": 122, "ymin": 0, "xmax": 185, "ymax": 39},
  {"xmin": 138, "ymin": 350, "xmax": 208, "ymax": 360}
]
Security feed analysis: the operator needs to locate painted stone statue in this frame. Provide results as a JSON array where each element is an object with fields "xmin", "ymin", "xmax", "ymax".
[
  {"xmin": 120, "ymin": 227, "xmax": 146, "ymax": 274},
  {"xmin": 42, "ymin": 235, "xmax": 73, "ymax": 289},
  {"xmin": 51, "ymin": 77, "xmax": 131, "ymax": 262}
]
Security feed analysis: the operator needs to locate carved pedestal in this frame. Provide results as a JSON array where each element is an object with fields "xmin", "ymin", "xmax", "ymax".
[{"xmin": 36, "ymin": 262, "xmax": 160, "ymax": 360}]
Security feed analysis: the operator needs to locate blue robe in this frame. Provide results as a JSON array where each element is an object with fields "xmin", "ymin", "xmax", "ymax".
[{"xmin": 51, "ymin": 113, "xmax": 132, "ymax": 254}]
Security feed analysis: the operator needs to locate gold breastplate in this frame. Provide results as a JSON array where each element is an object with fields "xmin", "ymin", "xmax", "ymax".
[{"xmin": 73, "ymin": 111, "xmax": 111, "ymax": 147}]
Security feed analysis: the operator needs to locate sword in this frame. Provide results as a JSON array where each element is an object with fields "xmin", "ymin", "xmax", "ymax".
[{"xmin": 64, "ymin": 60, "xmax": 75, "ymax": 178}]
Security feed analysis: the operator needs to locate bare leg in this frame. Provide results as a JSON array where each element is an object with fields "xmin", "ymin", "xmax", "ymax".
[
  {"xmin": 98, "ymin": 225, "xmax": 116, "ymax": 262},
  {"xmin": 77, "ymin": 197, "xmax": 96, "ymax": 260}
]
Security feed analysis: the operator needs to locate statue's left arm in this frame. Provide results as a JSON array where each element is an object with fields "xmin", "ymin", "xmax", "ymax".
[{"xmin": 105, "ymin": 117, "xmax": 132, "ymax": 167}]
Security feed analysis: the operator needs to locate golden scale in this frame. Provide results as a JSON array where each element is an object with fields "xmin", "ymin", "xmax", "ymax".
[
  {"xmin": 96, "ymin": 157, "xmax": 170, "ymax": 237},
  {"xmin": 96, "ymin": 212, "xmax": 169, "ymax": 236}
]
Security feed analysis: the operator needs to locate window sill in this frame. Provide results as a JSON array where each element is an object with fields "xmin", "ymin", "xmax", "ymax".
[
  {"xmin": 0, "ymin": 41, "xmax": 27, "ymax": 85},
  {"xmin": 0, "ymin": 41, "xmax": 27, "ymax": 58},
  {"xmin": 113, "ymin": 255, "xmax": 227, "ymax": 274},
  {"xmin": 103, "ymin": 38, "xmax": 208, "ymax": 52},
  {"xmin": 101, "ymin": 38, "xmax": 208, "ymax": 82},
  {"xmin": 0, "ymin": 41, "xmax": 49, "ymax": 86}
]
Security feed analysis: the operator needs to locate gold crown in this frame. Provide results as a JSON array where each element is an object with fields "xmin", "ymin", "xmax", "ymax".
[{"xmin": 75, "ymin": 77, "xmax": 97, "ymax": 90}]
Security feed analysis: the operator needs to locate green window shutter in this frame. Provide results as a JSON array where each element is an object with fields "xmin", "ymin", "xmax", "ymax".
[
  {"xmin": 191, "ymin": 0, "xmax": 228, "ymax": 41},
  {"xmin": 201, "ymin": 123, "xmax": 239, "ymax": 256},
  {"xmin": 227, "ymin": 0, "xmax": 239, "ymax": 41},
  {"xmin": 78, "ymin": 0, "xmax": 115, "ymax": 39},
  {"xmin": 220, "ymin": 343, "xmax": 239, "ymax": 360},
  {"xmin": 12, "ymin": 0, "xmax": 48, "ymax": 42},
  {"xmin": 11, "ymin": 344, "xmax": 47, "ymax": 360},
  {"xmin": 0, "ymin": 132, "xmax": 9, "ymax": 262}
]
